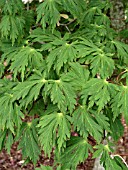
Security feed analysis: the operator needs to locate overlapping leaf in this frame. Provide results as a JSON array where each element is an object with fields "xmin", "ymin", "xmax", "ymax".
[
  {"xmin": 92, "ymin": 112, "xmax": 110, "ymax": 132},
  {"xmin": 77, "ymin": 38, "xmax": 115, "ymax": 78}
]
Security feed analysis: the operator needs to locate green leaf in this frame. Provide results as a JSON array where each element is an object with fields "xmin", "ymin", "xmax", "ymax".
[
  {"xmin": 111, "ymin": 86, "xmax": 128, "ymax": 123},
  {"xmin": 5, "ymin": 130, "xmax": 14, "ymax": 154},
  {"xmin": 0, "ymin": 62, "xmax": 5, "ymax": 78},
  {"xmin": 72, "ymin": 106, "xmax": 102, "ymax": 142},
  {"xmin": 0, "ymin": 94, "xmax": 23, "ymax": 133},
  {"xmin": 12, "ymin": 74, "xmax": 46, "ymax": 107},
  {"xmin": 2, "ymin": 46, "xmax": 43, "ymax": 81},
  {"xmin": 46, "ymin": 41, "xmax": 78, "ymax": 73},
  {"xmin": 61, "ymin": 62, "xmax": 89, "ymax": 90},
  {"xmin": 62, "ymin": 0, "xmax": 86, "ymax": 21},
  {"xmin": 0, "ymin": 15, "xmax": 25, "ymax": 44},
  {"xmin": 81, "ymin": 78, "xmax": 115, "ymax": 111},
  {"xmin": 90, "ymin": 52, "xmax": 115, "ymax": 78},
  {"xmin": 110, "ymin": 117, "xmax": 124, "ymax": 141},
  {"xmin": 77, "ymin": 38, "xmax": 115, "ymax": 78},
  {"xmin": 113, "ymin": 40, "xmax": 128, "ymax": 64},
  {"xmin": 35, "ymin": 165, "xmax": 52, "ymax": 170},
  {"xmin": 36, "ymin": 0, "xmax": 61, "ymax": 31},
  {"xmin": 38, "ymin": 112, "xmax": 71, "ymax": 156},
  {"xmin": 49, "ymin": 79, "xmax": 76, "ymax": 113},
  {"xmin": 57, "ymin": 113, "xmax": 71, "ymax": 151},
  {"xmin": 60, "ymin": 137, "xmax": 93, "ymax": 169},
  {"xmin": 114, "ymin": 156, "xmax": 128, "ymax": 170},
  {"xmin": 18, "ymin": 121, "xmax": 40, "ymax": 165},
  {"xmin": 93, "ymin": 112, "xmax": 111, "ymax": 132},
  {"xmin": 93, "ymin": 144, "xmax": 122, "ymax": 170},
  {"xmin": 104, "ymin": 155, "xmax": 122, "ymax": 170},
  {"xmin": 0, "ymin": 130, "xmax": 7, "ymax": 150}
]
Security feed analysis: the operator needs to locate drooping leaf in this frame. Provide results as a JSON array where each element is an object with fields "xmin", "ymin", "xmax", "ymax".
[
  {"xmin": 62, "ymin": 0, "xmax": 86, "ymax": 22},
  {"xmin": 109, "ymin": 117, "xmax": 124, "ymax": 141},
  {"xmin": 5, "ymin": 130, "xmax": 14, "ymax": 154},
  {"xmin": 36, "ymin": 0, "xmax": 61, "ymax": 31},
  {"xmin": 0, "ymin": 15, "xmax": 25, "ymax": 44},
  {"xmin": 111, "ymin": 85, "xmax": 128, "ymax": 123},
  {"xmin": 93, "ymin": 144, "xmax": 122, "ymax": 170},
  {"xmin": 92, "ymin": 111, "xmax": 111, "ymax": 132},
  {"xmin": 0, "ymin": 130, "xmax": 7, "ymax": 150},
  {"xmin": 60, "ymin": 137, "xmax": 93, "ymax": 169},
  {"xmin": 18, "ymin": 120, "xmax": 40, "ymax": 165},
  {"xmin": 113, "ymin": 40, "xmax": 128, "ymax": 64},
  {"xmin": 0, "ymin": 94, "xmax": 23, "ymax": 133}
]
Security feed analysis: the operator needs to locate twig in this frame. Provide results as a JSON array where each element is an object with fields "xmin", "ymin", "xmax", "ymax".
[
  {"xmin": 27, "ymin": 2, "xmax": 29, "ymax": 11},
  {"xmin": 116, "ymin": 70, "xmax": 127, "ymax": 81},
  {"xmin": 111, "ymin": 154, "xmax": 128, "ymax": 168}
]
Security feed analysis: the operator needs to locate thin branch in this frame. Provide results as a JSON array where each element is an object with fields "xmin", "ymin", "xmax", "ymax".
[
  {"xmin": 111, "ymin": 154, "xmax": 128, "ymax": 168},
  {"xmin": 116, "ymin": 70, "xmax": 127, "ymax": 81},
  {"xmin": 27, "ymin": 2, "xmax": 29, "ymax": 11}
]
